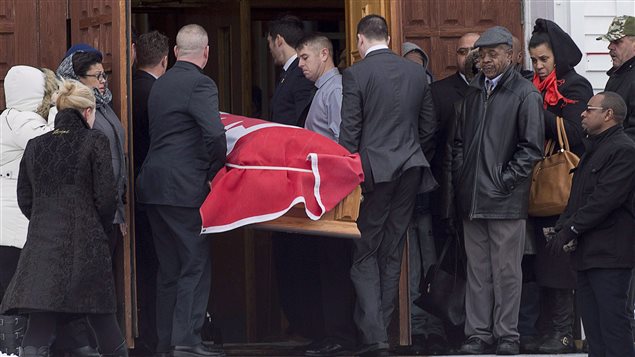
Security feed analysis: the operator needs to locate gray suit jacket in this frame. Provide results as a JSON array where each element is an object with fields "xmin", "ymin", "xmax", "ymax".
[{"xmin": 339, "ymin": 48, "xmax": 437, "ymax": 193}]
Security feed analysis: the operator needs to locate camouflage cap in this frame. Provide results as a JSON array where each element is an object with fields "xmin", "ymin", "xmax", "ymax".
[{"xmin": 596, "ymin": 15, "xmax": 635, "ymax": 41}]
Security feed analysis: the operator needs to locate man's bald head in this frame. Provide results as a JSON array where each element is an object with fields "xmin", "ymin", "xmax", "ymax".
[
  {"xmin": 512, "ymin": 35, "xmax": 524, "ymax": 65},
  {"xmin": 175, "ymin": 24, "xmax": 209, "ymax": 68},
  {"xmin": 457, "ymin": 33, "xmax": 479, "ymax": 75},
  {"xmin": 176, "ymin": 24, "xmax": 208, "ymax": 57}
]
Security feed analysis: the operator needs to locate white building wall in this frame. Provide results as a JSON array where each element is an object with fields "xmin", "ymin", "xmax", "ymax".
[{"xmin": 523, "ymin": 0, "xmax": 635, "ymax": 92}]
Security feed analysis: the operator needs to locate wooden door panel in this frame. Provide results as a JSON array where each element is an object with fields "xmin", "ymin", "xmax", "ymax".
[{"xmin": 402, "ymin": 0, "xmax": 523, "ymax": 80}]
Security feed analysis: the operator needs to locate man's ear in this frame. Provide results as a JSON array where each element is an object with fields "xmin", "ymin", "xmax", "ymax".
[
  {"xmin": 161, "ymin": 55, "xmax": 168, "ymax": 68},
  {"xmin": 276, "ymin": 34, "xmax": 284, "ymax": 48},
  {"xmin": 173, "ymin": 45, "xmax": 179, "ymax": 58},
  {"xmin": 321, "ymin": 47, "xmax": 329, "ymax": 61},
  {"xmin": 387, "ymin": 35, "xmax": 391, "ymax": 46}
]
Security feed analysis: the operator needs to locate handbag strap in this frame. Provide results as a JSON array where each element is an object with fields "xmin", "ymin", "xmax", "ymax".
[
  {"xmin": 430, "ymin": 231, "xmax": 457, "ymax": 278},
  {"xmin": 556, "ymin": 116, "xmax": 571, "ymax": 152}
]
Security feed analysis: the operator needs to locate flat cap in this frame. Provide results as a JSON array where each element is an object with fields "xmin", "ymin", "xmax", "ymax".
[
  {"xmin": 597, "ymin": 15, "xmax": 635, "ymax": 41},
  {"xmin": 474, "ymin": 26, "xmax": 513, "ymax": 48}
]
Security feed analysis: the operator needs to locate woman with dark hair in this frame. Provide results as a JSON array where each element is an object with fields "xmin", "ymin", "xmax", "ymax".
[
  {"xmin": 0, "ymin": 80, "xmax": 127, "ymax": 357},
  {"xmin": 56, "ymin": 47, "xmax": 127, "ymax": 251},
  {"xmin": 526, "ymin": 18, "xmax": 593, "ymax": 354}
]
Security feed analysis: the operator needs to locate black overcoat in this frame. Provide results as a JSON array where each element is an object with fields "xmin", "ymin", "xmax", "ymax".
[{"xmin": 0, "ymin": 108, "xmax": 117, "ymax": 315}]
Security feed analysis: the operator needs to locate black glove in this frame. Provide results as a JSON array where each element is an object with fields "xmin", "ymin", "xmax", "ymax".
[{"xmin": 546, "ymin": 226, "xmax": 577, "ymax": 256}]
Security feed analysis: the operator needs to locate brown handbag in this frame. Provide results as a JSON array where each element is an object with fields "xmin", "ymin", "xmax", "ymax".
[{"xmin": 528, "ymin": 116, "xmax": 580, "ymax": 217}]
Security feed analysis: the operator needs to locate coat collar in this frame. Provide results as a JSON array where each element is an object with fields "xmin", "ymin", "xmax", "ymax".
[
  {"xmin": 54, "ymin": 108, "xmax": 90, "ymax": 130},
  {"xmin": 174, "ymin": 60, "xmax": 204, "ymax": 73},
  {"xmin": 607, "ymin": 55, "xmax": 635, "ymax": 76},
  {"xmin": 363, "ymin": 48, "xmax": 393, "ymax": 59}
]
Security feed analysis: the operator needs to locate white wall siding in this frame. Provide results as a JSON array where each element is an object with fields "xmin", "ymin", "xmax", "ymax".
[{"xmin": 524, "ymin": 0, "xmax": 635, "ymax": 92}]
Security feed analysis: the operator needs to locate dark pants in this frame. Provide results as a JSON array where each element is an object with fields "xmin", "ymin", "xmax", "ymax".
[
  {"xmin": 318, "ymin": 237, "xmax": 356, "ymax": 349},
  {"xmin": 23, "ymin": 313, "xmax": 123, "ymax": 354},
  {"xmin": 272, "ymin": 233, "xmax": 323, "ymax": 339},
  {"xmin": 0, "ymin": 246, "xmax": 20, "ymax": 298},
  {"xmin": 577, "ymin": 268, "xmax": 635, "ymax": 357},
  {"xmin": 145, "ymin": 205, "xmax": 211, "ymax": 351},
  {"xmin": 351, "ymin": 167, "xmax": 421, "ymax": 346},
  {"xmin": 134, "ymin": 203, "xmax": 158, "ymax": 351}
]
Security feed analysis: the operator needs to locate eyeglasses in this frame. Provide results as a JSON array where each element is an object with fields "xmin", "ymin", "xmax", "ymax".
[
  {"xmin": 457, "ymin": 47, "xmax": 473, "ymax": 56},
  {"xmin": 584, "ymin": 106, "xmax": 606, "ymax": 112},
  {"xmin": 83, "ymin": 72, "xmax": 108, "ymax": 81}
]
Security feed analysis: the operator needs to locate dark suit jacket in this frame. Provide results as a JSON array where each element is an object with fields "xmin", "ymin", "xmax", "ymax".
[
  {"xmin": 339, "ymin": 48, "xmax": 437, "ymax": 193},
  {"xmin": 430, "ymin": 72, "xmax": 469, "ymax": 218},
  {"xmin": 132, "ymin": 69, "xmax": 156, "ymax": 178},
  {"xmin": 430, "ymin": 72, "xmax": 468, "ymax": 175},
  {"xmin": 270, "ymin": 57, "xmax": 315, "ymax": 126},
  {"xmin": 136, "ymin": 61, "xmax": 227, "ymax": 208}
]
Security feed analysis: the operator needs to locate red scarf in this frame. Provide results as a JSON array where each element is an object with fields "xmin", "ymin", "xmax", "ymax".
[{"xmin": 532, "ymin": 71, "xmax": 577, "ymax": 109}]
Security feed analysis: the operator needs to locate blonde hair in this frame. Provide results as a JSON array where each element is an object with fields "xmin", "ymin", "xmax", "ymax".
[{"xmin": 56, "ymin": 79, "xmax": 96, "ymax": 112}]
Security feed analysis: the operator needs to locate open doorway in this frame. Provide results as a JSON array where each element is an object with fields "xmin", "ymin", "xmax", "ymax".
[{"xmin": 130, "ymin": 0, "xmax": 345, "ymax": 346}]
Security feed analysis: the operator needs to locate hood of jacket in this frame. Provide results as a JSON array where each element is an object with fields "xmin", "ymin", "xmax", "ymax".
[
  {"xmin": 4, "ymin": 66, "xmax": 45, "ymax": 112},
  {"xmin": 402, "ymin": 42, "xmax": 430, "ymax": 71},
  {"xmin": 533, "ymin": 18, "xmax": 582, "ymax": 78}
]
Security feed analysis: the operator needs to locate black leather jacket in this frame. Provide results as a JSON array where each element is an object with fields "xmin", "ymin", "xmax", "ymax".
[{"xmin": 452, "ymin": 66, "xmax": 544, "ymax": 219}]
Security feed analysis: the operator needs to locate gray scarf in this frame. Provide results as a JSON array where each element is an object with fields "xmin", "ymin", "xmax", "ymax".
[{"xmin": 56, "ymin": 52, "xmax": 113, "ymax": 108}]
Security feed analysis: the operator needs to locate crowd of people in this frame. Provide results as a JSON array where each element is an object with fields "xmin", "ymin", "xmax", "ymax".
[{"xmin": 1, "ymin": 11, "xmax": 635, "ymax": 357}]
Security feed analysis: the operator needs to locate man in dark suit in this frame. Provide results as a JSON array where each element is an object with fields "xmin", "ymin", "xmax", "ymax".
[
  {"xmin": 266, "ymin": 15, "xmax": 324, "ymax": 341},
  {"xmin": 339, "ymin": 15, "xmax": 437, "ymax": 357},
  {"xmin": 136, "ymin": 24, "xmax": 226, "ymax": 357},
  {"xmin": 132, "ymin": 30, "xmax": 168, "ymax": 354},
  {"xmin": 267, "ymin": 15, "xmax": 315, "ymax": 125}
]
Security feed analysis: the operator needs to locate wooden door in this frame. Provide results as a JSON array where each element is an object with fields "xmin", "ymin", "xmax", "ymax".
[
  {"xmin": 345, "ymin": 0, "xmax": 402, "ymax": 64},
  {"xmin": 401, "ymin": 0, "xmax": 523, "ymax": 80},
  {"xmin": 0, "ymin": 0, "xmax": 66, "ymax": 109},
  {"xmin": 343, "ymin": 0, "xmax": 411, "ymax": 346},
  {"xmin": 69, "ymin": 0, "xmax": 136, "ymax": 347}
]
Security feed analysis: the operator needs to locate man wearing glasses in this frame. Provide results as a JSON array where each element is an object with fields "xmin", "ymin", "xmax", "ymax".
[{"xmin": 547, "ymin": 92, "xmax": 635, "ymax": 357}]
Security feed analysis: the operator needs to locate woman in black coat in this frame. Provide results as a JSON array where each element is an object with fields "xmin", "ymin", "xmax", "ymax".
[
  {"xmin": 0, "ymin": 80, "xmax": 127, "ymax": 357},
  {"xmin": 527, "ymin": 18, "xmax": 593, "ymax": 353}
]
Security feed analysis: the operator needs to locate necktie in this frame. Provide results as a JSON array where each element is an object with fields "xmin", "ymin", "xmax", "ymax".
[
  {"xmin": 486, "ymin": 80, "xmax": 494, "ymax": 98},
  {"xmin": 279, "ymin": 69, "xmax": 287, "ymax": 85}
]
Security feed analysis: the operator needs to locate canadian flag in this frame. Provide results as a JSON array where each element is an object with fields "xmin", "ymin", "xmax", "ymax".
[{"xmin": 200, "ymin": 113, "xmax": 364, "ymax": 234}]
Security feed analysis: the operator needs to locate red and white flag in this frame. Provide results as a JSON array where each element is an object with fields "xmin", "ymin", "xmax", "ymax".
[{"xmin": 200, "ymin": 113, "xmax": 364, "ymax": 234}]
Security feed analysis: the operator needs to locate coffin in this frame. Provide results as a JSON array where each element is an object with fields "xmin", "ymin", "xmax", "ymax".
[{"xmin": 254, "ymin": 186, "xmax": 361, "ymax": 238}]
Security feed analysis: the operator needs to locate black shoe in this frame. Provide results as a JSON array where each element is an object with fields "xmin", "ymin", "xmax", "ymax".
[
  {"xmin": 69, "ymin": 346, "xmax": 100, "ymax": 357},
  {"xmin": 459, "ymin": 337, "xmax": 492, "ymax": 354},
  {"xmin": 537, "ymin": 334, "xmax": 574, "ymax": 354},
  {"xmin": 173, "ymin": 344, "xmax": 225, "ymax": 357},
  {"xmin": 409, "ymin": 335, "xmax": 426, "ymax": 355},
  {"xmin": 354, "ymin": 343, "xmax": 389, "ymax": 357},
  {"xmin": 425, "ymin": 334, "xmax": 447, "ymax": 355},
  {"xmin": 101, "ymin": 341, "xmax": 129, "ymax": 357},
  {"xmin": 519, "ymin": 335, "xmax": 541, "ymax": 353},
  {"xmin": 305, "ymin": 342, "xmax": 349, "ymax": 356},
  {"xmin": 20, "ymin": 346, "xmax": 51, "ymax": 357},
  {"xmin": 496, "ymin": 338, "xmax": 519, "ymax": 355}
]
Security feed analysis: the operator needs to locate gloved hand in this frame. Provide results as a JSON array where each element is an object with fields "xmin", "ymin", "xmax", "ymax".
[{"xmin": 546, "ymin": 226, "xmax": 577, "ymax": 256}]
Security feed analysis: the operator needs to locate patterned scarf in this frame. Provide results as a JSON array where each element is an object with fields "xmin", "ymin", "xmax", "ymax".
[
  {"xmin": 532, "ymin": 70, "xmax": 576, "ymax": 109},
  {"xmin": 56, "ymin": 52, "xmax": 113, "ymax": 109}
]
